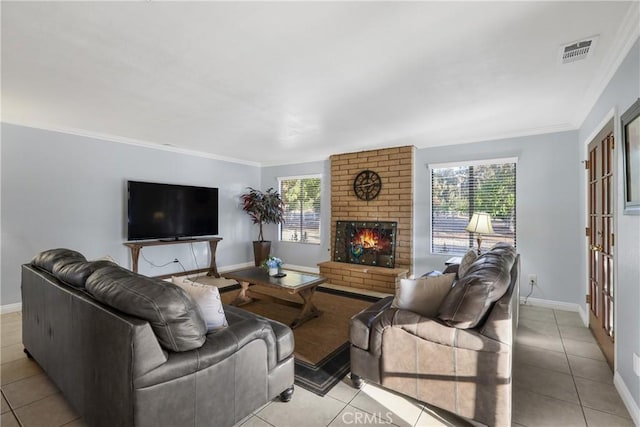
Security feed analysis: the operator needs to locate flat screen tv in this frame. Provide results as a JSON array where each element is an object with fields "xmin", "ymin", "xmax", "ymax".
[{"xmin": 127, "ymin": 181, "xmax": 219, "ymax": 241}]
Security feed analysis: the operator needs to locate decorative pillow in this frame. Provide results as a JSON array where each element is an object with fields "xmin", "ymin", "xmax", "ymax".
[
  {"xmin": 391, "ymin": 273, "xmax": 456, "ymax": 318},
  {"xmin": 171, "ymin": 276, "xmax": 228, "ymax": 331},
  {"xmin": 86, "ymin": 266, "xmax": 207, "ymax": 352},
  {"xmin": 458, "ymin": 249, "xmax": 478, "ymax": 278}
]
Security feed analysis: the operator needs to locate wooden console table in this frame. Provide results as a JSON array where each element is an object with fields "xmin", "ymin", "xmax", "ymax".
[{"xmin": 124, "ymin": 237, "xmax": 222, "ymax": 278}]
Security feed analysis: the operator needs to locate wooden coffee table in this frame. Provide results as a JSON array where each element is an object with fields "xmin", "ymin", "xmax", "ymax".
[{"xmin": 222, "ymin": 267, "xmax": 327, "ymax": 329}]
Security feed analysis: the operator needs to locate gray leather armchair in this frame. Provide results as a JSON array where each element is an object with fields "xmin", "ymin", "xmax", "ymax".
[{"xmin": 349, "ymin": 244, "xmax": 519, "ymax": 426}]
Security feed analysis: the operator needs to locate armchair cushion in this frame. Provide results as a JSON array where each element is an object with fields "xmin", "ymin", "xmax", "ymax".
[
  {"xmin": 438, "ymin": 243, "xmax": 516, "ymax": 329},
  {"xmin": 391, "ymin": 273, "xmax": 455, "ymax": 318}
]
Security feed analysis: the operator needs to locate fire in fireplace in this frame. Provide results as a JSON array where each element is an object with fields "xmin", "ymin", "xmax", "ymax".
[{"xmin": 334, "ymin": 221, "xmax": 397, "ymax": 268}]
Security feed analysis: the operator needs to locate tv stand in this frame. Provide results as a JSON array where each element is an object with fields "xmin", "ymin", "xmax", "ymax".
[{"xmin": 124, "ymin": 237, "xmax": 223, "ymax": 278}]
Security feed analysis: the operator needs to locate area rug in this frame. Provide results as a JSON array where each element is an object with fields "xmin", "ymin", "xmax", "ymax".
[{"xmin": 215, "ymin": 282, "xmax": 380, "ymax": 396}]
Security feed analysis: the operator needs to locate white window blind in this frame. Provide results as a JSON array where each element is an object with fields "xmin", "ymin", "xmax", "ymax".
[
  {"xmin": 431, "ymin": 160, "xmax": 516, "ymax": 254},
  {"xmin": 279, "ymin": 175, "xmax": 321, "ymax": 245}
]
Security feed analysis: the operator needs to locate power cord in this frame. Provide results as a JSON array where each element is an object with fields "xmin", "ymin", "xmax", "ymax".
[
  {"xmin": 140, "ymin": 251, "xmax": 177, "ymax": 268},
  {"xmin": 523, "ymin": 278, "xmax": 535, "ymax": 305}
]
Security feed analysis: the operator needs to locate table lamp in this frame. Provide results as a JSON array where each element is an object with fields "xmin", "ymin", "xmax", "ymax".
[{"xmin": 466, "ymin": 212, "xmax": 494, "ymax": 255}]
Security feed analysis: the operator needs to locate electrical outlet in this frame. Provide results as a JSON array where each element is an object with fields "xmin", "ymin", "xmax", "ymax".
[
  {"xmin": 634, "ymin": 353, "xmax": 640, "ymax": 377},
  {"xmin": 527, "ymin": 274, "xmax": 537, "ymax": 287}
]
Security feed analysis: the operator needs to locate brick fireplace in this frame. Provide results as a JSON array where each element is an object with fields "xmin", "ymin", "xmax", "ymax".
[{"xmin": 318, "ymin": 146, "xmax": 414, "ymax": 293}]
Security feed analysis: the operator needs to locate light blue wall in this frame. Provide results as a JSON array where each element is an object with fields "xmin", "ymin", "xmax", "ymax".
[
  {"xmin": 260, "ymin": 160, "xmax": 331, "ymax": 270},
  {"xmin": 579, "ymin": 38, "xmax": 640, "ymax": 414},
  {"xmin": 1, "ymin": 123, "xmax": 260, "ymax": 305},
  {"xmin": 413, "ymin": 131, "xmax": 582, "ymax": 304}
]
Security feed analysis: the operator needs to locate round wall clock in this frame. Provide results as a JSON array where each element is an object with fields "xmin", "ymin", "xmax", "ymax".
[{"xmin": 353, "ymin": 170, "xmax": 382, "ymax": 201}]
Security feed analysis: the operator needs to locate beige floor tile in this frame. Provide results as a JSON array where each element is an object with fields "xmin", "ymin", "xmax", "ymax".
[
  {"xmin": 519, "ymin": 317, "xmax": 561, "ymax": 336},
  {"xmin": 237, "ymin": 415, "xmax": 274, "ymax": 427},
  {"xmin": 257, "ymin": 386, "xmax": 347, "ymax": 427},
  {"xmin": 513, "ymin": 386, "xmax": 586, "ymax": 427},
  {"xmin": 1, "ymin": 320, "xmax": 21, "ymax": 334},
  {"xmin": 326, "ymin": 376, "xmax": 360, "ymax": 404},
  {"xmin": 519, "ymin": 305, "xmax": 557, "ymax": 323},
  {"xmin": 583, "ymin": 407, "xmax": 635, "ymax": 427},
  {"xmin": 1, "ymin": 331, "xmax": 23, "ymax": 348},
  {"xmin": 514, "ymin": 343, "xmax": 571, "ymax": 374},
  {"xmin": 513, "ymin": 364, "xmax": 580, "ymax": 404},
  {"xmin": 568, "ymin": 355, "xmax": 613, "ymax": 384},
  {"xmin": 574, "ymin": 377, "xmax": 632, "ymax": 419},
  {"xmin": 349, "ymin": 383, "xmax": 423, "ymax": 427},
  {"xmin": 562, "ymin": 338, "xmax": 606, "ymax": 361},
  {"xmin": 14, "ymin": 393, "xmax": 79, "ymax": 427},
  {"xmin": 1, "ymin": 411, "xmax": 20, "ymax": 427},
  {"xmin": 559, "ymin": 325, "xmax": 597, "ymax": 344},
  {"xmin": 0, "ymin": 343, "xmax": 29, "ymax": 365},
  {"xmin": 328, "ymin": 405, "xmax": 399, "ymax": 427},
  {"xmin": 554, "ymin": 310, "xmax": 586, "ymax": 327},
  {"xmin": 2, "ymin": 374, "xmax": 58, "ymax": 409},
  {"xmin": 0, "ymin": 313, "xmax": 22, "ymax": 324},
  {"xmin": 515, "ymin": 328, "xmax": 565, "ymax": 353},
  {"xmin": 1, "ymin": 357, "xmax": 43, "ymax": 386},
  {"xmin": 1, "ymin": 393, "xmax": 10, "ymax": 414}
]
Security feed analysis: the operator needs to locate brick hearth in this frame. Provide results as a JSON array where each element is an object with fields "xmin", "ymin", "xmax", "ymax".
[{"xmin": 318, "ymin": 261, "xmax": 408, "ymax": 293}]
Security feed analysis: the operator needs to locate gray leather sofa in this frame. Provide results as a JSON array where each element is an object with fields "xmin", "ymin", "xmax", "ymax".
[
  {"xmin": 22, "ymin": 249, "xmax": 295, "ymax": 427},
  {"xmin": 349, "ymin": 244, "xmax": 519, "ymax": 426}
]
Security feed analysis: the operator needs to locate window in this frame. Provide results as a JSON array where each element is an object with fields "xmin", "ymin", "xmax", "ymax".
[
  {"xmin": 279, "ymin": 175, "xmax": 321, "ymax": 244},
  {"xmin": 431, "ymin": 159, "xmax": 516, "ymax": 254}
]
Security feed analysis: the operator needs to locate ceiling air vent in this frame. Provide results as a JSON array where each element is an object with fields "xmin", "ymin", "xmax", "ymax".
[{"xmin": 561, "ymin": 36, "xmax": 598, "ymax": 64}]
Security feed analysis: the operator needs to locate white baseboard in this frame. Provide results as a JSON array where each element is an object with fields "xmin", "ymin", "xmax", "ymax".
[
  {"xmin": 577, "ymin": 304, "xmax": 589, "ymax": 327},
  {"xmin": 614, "ymin": 371, "xmax": 640, "ymax": 426},
  {"xmin": 519, "ymin": 296, "xmax": 580, "ymax": 312},
  {"xmin": 1, "ymin": 302, "xmax": 22, "ymax": 314},
  {"xmin": 217, "ymin": 262, "xmax": 254, "ymax": 273}
]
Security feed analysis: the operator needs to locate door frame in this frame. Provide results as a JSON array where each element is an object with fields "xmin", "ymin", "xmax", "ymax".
[{"xmin": 581, "ymin": 106, "xmax": 619, "ymax": 370}]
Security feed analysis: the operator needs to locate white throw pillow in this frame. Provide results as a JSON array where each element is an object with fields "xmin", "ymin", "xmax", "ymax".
[
  {"xmin": 171, "ymin": 276, "xmax": 228, "ymax": 331},
  {"xmin": 458, "ymin": 250, "xmax": 478, "ymax": 278},
  {"xmin": 392, "ymin": 273, "xmax": 456, "ymax": 318}
]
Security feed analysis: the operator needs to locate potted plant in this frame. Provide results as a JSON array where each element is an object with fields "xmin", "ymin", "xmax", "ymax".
[{"xmin": 240, "ymin": 187, "xmax": 285, "ymax": 266}]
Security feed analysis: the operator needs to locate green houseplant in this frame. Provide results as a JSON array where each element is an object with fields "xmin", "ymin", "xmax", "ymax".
[{"xmin": 240, "ymin": 187, "xmax": 285, "ymax": 266}]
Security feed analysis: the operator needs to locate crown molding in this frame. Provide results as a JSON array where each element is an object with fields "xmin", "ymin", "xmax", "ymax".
[
  {"xmin": 574, "ymin": 2, "xmax": 640, "ymax": 128},
  {"xmin": 414, "ymin": 122, "xmax": 577, "ymax": 150},
  {"xmin": 1, "ymin": 121, "xmax": 261, "ymax": 168}
]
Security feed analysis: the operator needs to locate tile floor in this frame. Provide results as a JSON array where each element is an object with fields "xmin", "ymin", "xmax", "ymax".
[{"xmin": 0, "ymin": 305, "xmax": 634, "ymax": 427}]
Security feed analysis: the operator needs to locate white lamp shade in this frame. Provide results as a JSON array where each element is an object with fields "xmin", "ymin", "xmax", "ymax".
[{"xmin": 466, "ymin": 212, "xmax": 494, "ymax": 234}]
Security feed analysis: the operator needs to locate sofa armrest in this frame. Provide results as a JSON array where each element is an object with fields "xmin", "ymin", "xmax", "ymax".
[
  {"xmin": 350, "ymin": 296, "xmax": 394, "ymax": 350},
  {"xmin": 134, "ymin": 318, "xmax": 278, "ymax": 388},
  {"xmin": 224, "ymin": 305, "xmax": 294, "ymax": 363},
  {"xmin": 370, "ymin": 308, "xmax": 509, "ymax": 355}
]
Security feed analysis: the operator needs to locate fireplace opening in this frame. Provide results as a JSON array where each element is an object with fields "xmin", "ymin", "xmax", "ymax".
[{"xmin": 334, "ymin": 221, "xmax": 397, "ymax": 268}]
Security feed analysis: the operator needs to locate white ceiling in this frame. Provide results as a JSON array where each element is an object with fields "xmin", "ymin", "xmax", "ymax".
[{"xmin": 2, "ymin": 1, "xmax": 638, "ymax": 166}]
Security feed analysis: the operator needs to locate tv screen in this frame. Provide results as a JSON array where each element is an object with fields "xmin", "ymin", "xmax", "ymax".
[{"xmin": 127, "ymin": 181, "xmax": 219, "ymax": 240}]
